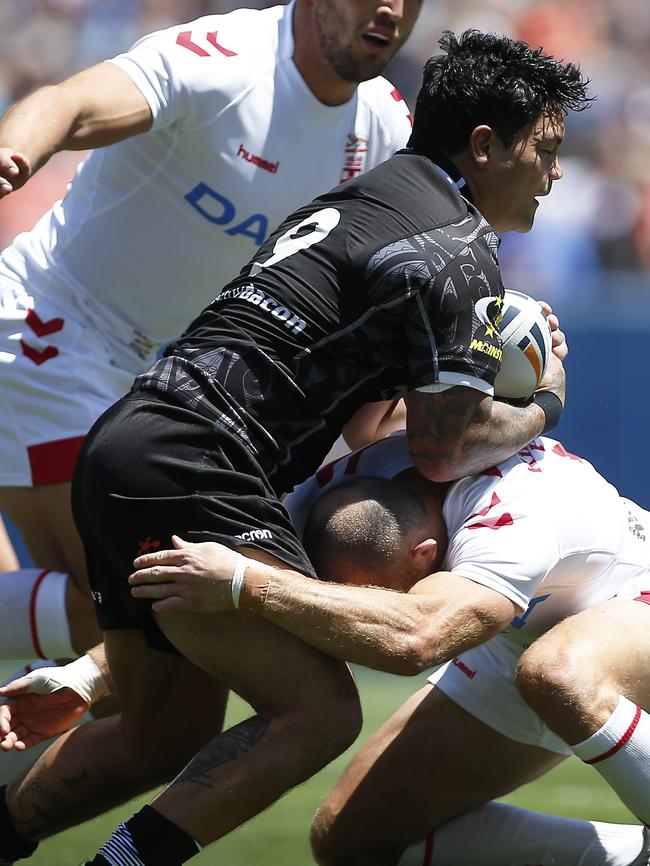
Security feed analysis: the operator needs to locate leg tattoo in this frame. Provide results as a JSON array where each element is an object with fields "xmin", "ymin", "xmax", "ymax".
[{"xmin": 172, "ymin": 715, "xmax": 270, "ymax": 790}]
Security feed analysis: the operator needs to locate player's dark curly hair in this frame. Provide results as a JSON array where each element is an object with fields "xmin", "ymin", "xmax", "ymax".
[{"xmin": 408, "ymin": 30, "xmax": 592, "ymax": 159}]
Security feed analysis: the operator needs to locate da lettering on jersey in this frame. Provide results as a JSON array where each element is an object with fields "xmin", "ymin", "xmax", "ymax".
[{"xmin": 185, "ymin": 182, "xmax": 269, "ymax": 247}]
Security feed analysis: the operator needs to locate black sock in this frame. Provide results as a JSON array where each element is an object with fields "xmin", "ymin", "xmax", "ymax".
[
  {"xmin": 92, "ymin": 805, "xmax": 200, "ymax": 865},
  {"xmin": 0, "ymin": 786, "xmax": 38, "ymax": 862}
]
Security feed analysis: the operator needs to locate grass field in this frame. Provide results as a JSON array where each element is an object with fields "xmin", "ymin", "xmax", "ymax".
[{"xmin": 1, "ymin": 665, "xmax": 634, "ymax": 866}]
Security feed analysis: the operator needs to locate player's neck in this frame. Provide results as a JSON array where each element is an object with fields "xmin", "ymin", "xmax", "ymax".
[{"xmin": 294, "ymin": 53, "xmax": 357, "ymax": 106}]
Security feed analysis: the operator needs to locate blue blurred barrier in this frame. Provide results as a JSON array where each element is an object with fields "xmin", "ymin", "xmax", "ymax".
[{"xmin": 553, "ymin": 286, "xmax": 650, "ymax": 506}]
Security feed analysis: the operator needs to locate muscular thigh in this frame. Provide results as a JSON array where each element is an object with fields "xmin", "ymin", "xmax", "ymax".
[
  {"xmin": 317, "ymin": 683, "xmax": 563, "ymax": 860},
  {"xmin": 155, "ymin": 603, "xmax": 358, "ymax": 721},
  {"xmin": 530, "ymin": 598, "xmax": 650, "ymax": 706},
  {"xmin": 105, "ymin": 629, "xmax": 230, "ymax": 767}
]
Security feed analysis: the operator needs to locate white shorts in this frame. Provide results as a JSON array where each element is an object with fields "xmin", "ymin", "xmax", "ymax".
[
  {"xmin": 0, "ymin": 274, "xmax": 134, "ymax": 486},
  {"xmin": 429, "ymin": 576, "xmax": 650, "ymax": 756},
  {"xmin": 428, "ymin": 639, "xmax": 573, "ymax": 756}
]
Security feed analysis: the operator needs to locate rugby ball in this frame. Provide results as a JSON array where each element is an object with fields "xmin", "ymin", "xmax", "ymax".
[{"xmin": 494, "ymin": 290, "xmax": 552, "ymax": 399}]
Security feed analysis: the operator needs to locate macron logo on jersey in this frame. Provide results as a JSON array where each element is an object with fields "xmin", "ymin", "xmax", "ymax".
[
  {"xmin": 185, "ymin": 182, "xmax": 268, "ymax": 247},
  {"xmin": 218, "ymin": 284, "xmax": 307, "ymax": 335}
]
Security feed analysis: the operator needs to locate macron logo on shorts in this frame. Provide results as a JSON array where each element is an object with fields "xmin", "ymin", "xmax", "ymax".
[{"xmin": 236, "ymin": 529, "xmax": 273, "ymax": 542}]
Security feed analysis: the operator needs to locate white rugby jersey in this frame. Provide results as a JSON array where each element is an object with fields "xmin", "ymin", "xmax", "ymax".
[
  {"xmin": 283, "ymin": 431, "xmax": 650, "ymax": 648},
  {"xmin": 0, "ymin": 2, "xmax": 411, "ymax": 373}
]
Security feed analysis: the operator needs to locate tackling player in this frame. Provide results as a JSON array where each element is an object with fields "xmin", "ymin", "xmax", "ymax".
[
  {"xmin": 133, "ymin": 431, "xmax": 650, "ymax": 866},
  {"xmin": 0, "ymin": 0, "xmax": 421, "ymax": 665}
]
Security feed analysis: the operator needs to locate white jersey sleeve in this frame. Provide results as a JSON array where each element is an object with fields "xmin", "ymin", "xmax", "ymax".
[
  {"xmin": 357, "ymin": 76, "xmax": 412, "ymax": 167},
  {"xmin": 443, "ymin": 474, "xmax": 557, "ymax": 612},
  {"xmin": 109, "ymin": 8, "xmax": 277, "ymax": 132},
  {"xmin": 443, "ymin": 438, "xmax": 650, "ymax": 647}
]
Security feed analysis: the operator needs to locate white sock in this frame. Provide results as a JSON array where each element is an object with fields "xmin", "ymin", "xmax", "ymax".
[
  {"xmin": 572, "ymin": 695, "xmax": 650, "ymax": 825},
  {"xmin": 0, "ymin": 569, "xmax": 76, "ymax": 659},
  {"xmin": 397, "ymin": 802, "xmax": 646, "ymax": 866}
]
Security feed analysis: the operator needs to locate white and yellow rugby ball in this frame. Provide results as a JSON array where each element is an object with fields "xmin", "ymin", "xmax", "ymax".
[{"xmin": 494, "ymin": 290, "xmax": 552, "ymax": 400}]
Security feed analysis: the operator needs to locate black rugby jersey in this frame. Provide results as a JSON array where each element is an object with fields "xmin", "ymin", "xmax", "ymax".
[{"xmin": 134, "ymin": 151, "xmax": 504, "ymax": 494}]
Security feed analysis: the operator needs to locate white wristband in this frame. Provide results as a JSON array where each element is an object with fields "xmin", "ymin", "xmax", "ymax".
[{"xmin": 231, "ymin": 556, "xmax": 248, "ymax": 609}]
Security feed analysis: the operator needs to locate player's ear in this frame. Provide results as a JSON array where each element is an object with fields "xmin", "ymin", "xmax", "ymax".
[
  {"xmin": 411, "ymin": 537, "xmax": 438, "ymax": 573},
  {"xmin": 470, "ymin": 125, "xmax": 495, "ymax": 169}
]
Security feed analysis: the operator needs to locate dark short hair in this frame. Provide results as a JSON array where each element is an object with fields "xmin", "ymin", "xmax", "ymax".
[
  {"xmin": 408, "ymin": 29, "xmax": 591, "ymax": 159},
  {"xmin": 303, "ymin": 476, "xmax": 428, "ymax": 581}
]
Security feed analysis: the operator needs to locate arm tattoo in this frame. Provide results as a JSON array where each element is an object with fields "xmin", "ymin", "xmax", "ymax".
[
  {"xmin": 407, "ymin": 388, "xmax": 543, "ymax": 477},
  {"xmin": 172, "ymin": 715, "xmax": 270, "ymax": 790},
  {"xmin": 407, "ymin": 388, "xmax": 482, "ymax": 474}
]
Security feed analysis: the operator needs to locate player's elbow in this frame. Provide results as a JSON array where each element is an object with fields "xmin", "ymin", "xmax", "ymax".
[{"xmin": 398, "ymin": 630, "xmax": 444, "ymax": 675}]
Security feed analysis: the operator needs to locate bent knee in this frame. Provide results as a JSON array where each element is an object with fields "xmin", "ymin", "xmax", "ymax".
[
  {"xmin": 258, "ymin": 663, "xmax": 363, "ymax": 762},
  {"xmin": 311, "ymin": 803, "xmax": 394, "ymax": 866},
  {"xmin": 293, "ymin": 685, "xmax": 363, "ymax": 767},
  {"xmin": 311, "ymin": 803, "xmax": 350, "ymax": 866},
  {"xmin": 516, "ymin": 637, "xmax": 607, "ymax": 720}
]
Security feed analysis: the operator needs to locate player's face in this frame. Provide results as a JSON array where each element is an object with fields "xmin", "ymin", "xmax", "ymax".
[
  {"xmin": 313, "ymin": 0, "xmax": 423, "ymax": 83},
  {"xmin": 482, "ymin": 110, "xmax": 565, "ymax": 233}
]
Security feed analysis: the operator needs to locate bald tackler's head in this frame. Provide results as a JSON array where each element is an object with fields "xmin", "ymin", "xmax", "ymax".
[{"xmin": 303, "ymin": 475, "xmax": 448, "ymax": 592}]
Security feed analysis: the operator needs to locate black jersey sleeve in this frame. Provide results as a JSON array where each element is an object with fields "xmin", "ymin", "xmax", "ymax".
[{"xmin": 365, "ymin": 216, "xmax": 505, "ymax": 396}]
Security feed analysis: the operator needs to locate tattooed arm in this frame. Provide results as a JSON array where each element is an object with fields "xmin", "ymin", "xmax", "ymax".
[{"xmin": 405, "ymin": 353, "xmax": 564, "ymax": 482}]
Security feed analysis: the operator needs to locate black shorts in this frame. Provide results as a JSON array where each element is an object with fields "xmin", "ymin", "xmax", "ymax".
[{"xmin": 72, "ymin": 394, "xmax": 316, "ymax": 654}]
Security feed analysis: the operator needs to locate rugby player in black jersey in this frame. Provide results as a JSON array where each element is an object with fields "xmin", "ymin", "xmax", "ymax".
[{"xmin": 0, "ymin": 30, "xmax": 590, "ymax": 866}]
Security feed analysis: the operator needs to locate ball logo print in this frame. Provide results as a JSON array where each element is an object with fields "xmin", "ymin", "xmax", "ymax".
[{"xmin": 494, "ymin": 290, "xmax": 552, "ymax": 399}]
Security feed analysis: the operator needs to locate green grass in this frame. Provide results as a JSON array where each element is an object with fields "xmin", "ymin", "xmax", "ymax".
[{"xmin": 2, "ymin": 666, "xmax": 634, "ymax": 865}]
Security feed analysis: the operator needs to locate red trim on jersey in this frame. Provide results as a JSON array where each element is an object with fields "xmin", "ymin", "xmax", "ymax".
[
  {"xmin": 176, "ymin": 31, "xmax": 210, "ymax": 56},
  {"xmin": 466, "ymin": 491, "xmax": 513, "ymax": 530},
  {"xmin": 552, "ymin": 442, "xmax": 581, "ymax": 461},
  {"xmin": 20, "ymin": 340, "xmax": 59, "ymax": 366},
  {"xmin": 468, "ymin": 491, "xmax": 501, "ymax": 520},
  {"xmin": 28, "ymin": 436, "xmax": 85, "ymax": 485},
  {"xmin": 315, "ymin": 457, "xmax": 340, "ymax": 487},
  {"xmin": 423, "ymin": 832, "xmax": 434, "ymax": 865},
  {"xmin": 482, "ymin": 466, "xmax": 503, "ymax": 477},
  {"xmin": 206, "ymin": 31, "xmax": 237, "ymax": 57},
  {"xmin": 467, "ymin": 512, "xmax": 514, "ymax": 530},
  {"xmin": 25, "ymin": 308, "xmax": 64, "ymax": 337},
  {"xmin": 29, "ymin": 570, "xmax": 51, "ymax": 660},
  {"xmin": 176, "ymin": 30, "xmax": 237, "ymax": 58},
  {"xmin": 583, "ymin": 704, "xmax": 642, "ymax": 764},
  {"xmin": 635, "ymin": 592, "xmax": 650, "ymax": 606}
]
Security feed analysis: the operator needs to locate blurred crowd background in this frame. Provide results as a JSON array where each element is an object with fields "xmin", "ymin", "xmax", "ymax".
[
  {"xmin": 2, "ymin": 0, "xmax": 650, "ymax": 303},
  {"xmin": 1, "ymin": 0, "xmax": 649, "ymax": 496}
]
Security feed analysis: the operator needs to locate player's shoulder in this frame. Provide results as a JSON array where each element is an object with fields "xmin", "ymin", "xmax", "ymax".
[
  {"xmin": 356, "ymin": 76, "xmax": 412, "ymax": 138},
  {"xmin": 445, "ymin": 440, "xmax": 551, "ymax": 525},
  {"xmin": 340, "ymin": 152, "xmax": 466, "ymax": 225},
  {"xmin": 340, "ymin": 154, "xmax": 480, "ymax": 268},
  {"xmin": 129, "ymin": 4, "xmax": 286, "ymax": 84}
]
